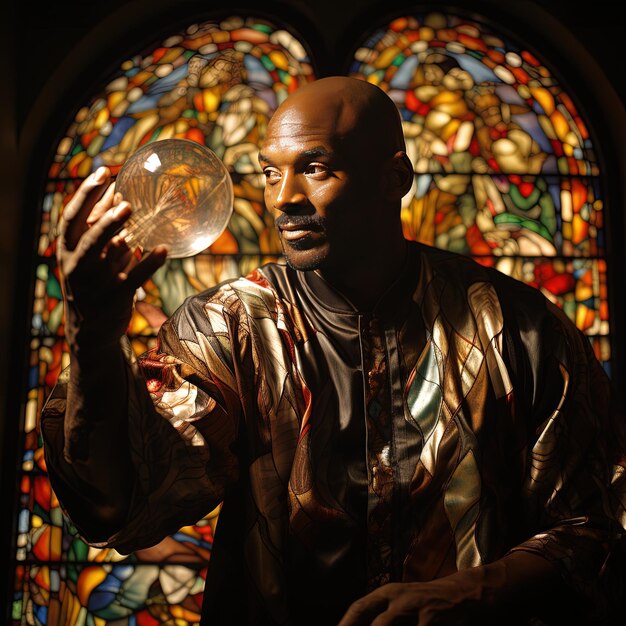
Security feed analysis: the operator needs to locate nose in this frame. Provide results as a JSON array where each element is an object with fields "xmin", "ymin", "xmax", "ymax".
[{"xmin": 271, "ymin": 170, "xmax": 307, "ymax": 212}]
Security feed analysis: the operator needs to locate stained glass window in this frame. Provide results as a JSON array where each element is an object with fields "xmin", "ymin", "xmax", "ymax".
[
  {"xmin": 15, "ymin": 15, "xmax": 314, "ymax": 625},
  {"xmin": 347, "ymin": 12, "xmax": 610, "ymax": 371},
  {"xmin": 14, "ymin": 7, "xmax": 614, "ymax": 626}
]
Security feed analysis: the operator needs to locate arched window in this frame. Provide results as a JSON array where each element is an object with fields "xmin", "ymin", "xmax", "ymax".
[
  {"xmin": 16, "ymin": 14, "xmax": 315, "ymax": 624},
  {"xmin": 346, "ymin": 11, "xmax": 611, "ymax": 373},
  {"xmin": 11, "ymin": 5, "xmax": 619, "ymax": 625}
]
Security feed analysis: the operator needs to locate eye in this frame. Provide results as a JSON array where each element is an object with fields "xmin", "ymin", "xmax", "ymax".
[
  {"xmin": 263, "ymin": 167, "xmax": 281, "ymax": 184},
  {"xmin": 304, "ymin": 163, "xmax": 330, "ymax": 178}
]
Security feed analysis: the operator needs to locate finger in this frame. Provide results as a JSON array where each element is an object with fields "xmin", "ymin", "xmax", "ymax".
[
  {"xmin": 101, "ymin": 234, "xmax": 135, "ymax": 275},
  {"xmin": 370, "ymin": 611, "xmax": 396, "ymax": 626},
  {"xmin": 121, "ymin": 246, "xmax": 168, "ymax": 291},
  {"xmin": 337, "ymin": 592, "xmax": 390, "ymax": 626},
  {"xmin": 62, "ymin": 167, "xmax": 112, "ymax": 248},
  {"xmin": 73, "ymin": 201, "xmax": 133, "ymax": 263},
  {"xmin": 86, "ymin": 182, "xmax": 117, "ymax": 225}
]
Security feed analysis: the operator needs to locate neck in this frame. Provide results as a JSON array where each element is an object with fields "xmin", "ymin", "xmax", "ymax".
[{"xmin": 319, "ymin": 228, "xmax": 409, "ymax": 311}]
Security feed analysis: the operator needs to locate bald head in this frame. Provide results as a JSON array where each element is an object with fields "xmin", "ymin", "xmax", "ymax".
[
  {"xmin": 258, "ymin": 75, "xmax": 413, "ymax": 277},
  {"xmin": 266, "ymin": 76, "xmax": 406, "ymax": 158}
]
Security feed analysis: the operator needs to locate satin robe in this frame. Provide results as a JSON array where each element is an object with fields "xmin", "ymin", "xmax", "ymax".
[{"xmin": 42, "ymin": 241, "xmax": 626, "ymax": 625}]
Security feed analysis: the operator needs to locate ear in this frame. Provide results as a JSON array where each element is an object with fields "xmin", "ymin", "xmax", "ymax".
[{"xmin": 386, "ymin": 151, "xmax": 414, "ymax": 199}]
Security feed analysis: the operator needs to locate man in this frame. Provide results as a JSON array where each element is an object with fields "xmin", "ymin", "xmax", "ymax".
[{"xmin": 42, "ymin": 76, "xmax": 625, "ymax": 625}]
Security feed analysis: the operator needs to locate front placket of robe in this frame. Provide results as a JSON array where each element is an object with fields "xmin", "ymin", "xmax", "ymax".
[{"xmin": 360, "ymin": 308, "xmax": 422, "ymax": 589}]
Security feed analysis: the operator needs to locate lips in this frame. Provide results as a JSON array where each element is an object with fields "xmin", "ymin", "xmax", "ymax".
[
  {"xmin": 280, "ymin": 226, "xmax": 318, "ymax": 241},
  {"xmin": 274, "ymin": 213, "xmax": 326, "ymax": 251},
  {"xmin": 278, "ymin": 217, "xmax": 323, "ymax": 238},
  {"xmin": 276, "ymin": 218, "xmax": 326, "ymax": 251}
]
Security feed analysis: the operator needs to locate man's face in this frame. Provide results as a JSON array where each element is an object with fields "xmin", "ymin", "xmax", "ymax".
[{"xmin": 258, "ymin": 103, "xmax": 385, "ymax": 272}]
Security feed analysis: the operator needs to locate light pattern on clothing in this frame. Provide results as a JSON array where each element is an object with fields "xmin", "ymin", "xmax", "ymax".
[{"xmin": 41, "ymin": 242, "xmax": 626, "ymax": 625}]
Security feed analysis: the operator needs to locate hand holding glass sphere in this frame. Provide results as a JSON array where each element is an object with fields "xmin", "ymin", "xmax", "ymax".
[{"xmin": 114, "ymin": 138, "xmax": 234, "ymax": 259}]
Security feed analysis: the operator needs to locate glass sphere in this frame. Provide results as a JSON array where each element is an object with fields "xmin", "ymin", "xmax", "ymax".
[{"xmin": 114, "ymin": 138, "xmax": 234, "ymax": 258}]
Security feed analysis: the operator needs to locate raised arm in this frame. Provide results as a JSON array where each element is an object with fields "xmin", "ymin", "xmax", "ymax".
[{"xmin": 43, "ymin": 166, "xmax": 167, "ymax": 536}]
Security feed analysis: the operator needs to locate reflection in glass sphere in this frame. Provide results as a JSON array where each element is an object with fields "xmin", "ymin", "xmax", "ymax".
[{"xmin": 115, "ymin": 138, "xmax": 234, "ymax": 259}]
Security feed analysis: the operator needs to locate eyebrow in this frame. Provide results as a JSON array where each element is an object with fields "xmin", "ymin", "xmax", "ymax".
[{"xmin": 258, "ymin": 146, "xmax": 332, "ymax": 165}]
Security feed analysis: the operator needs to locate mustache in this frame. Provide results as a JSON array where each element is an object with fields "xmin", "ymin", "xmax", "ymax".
[{"xmin": 274, "ymin": 214, "xmax": 326, "ymax": 230}]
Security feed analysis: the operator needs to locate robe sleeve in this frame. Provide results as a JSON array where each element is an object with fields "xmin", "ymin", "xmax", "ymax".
[
  {"xmin": 506, "ymin": 298, "xmax": 626, "ymax": 619},
  {"xmin": 41, "ymin": 287, "xmax": 254, "ymax": 554}
]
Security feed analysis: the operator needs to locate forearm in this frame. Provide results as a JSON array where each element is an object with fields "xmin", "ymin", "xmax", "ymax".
[
  {"xmin": 339, "ymin": 549, "xmax": 574, "ymax": 626},
  {"xmin": 60, "ymin": 324, "xmax": 135, "ymax": 531},
  {"xmin": 471, "ymin": 550, "xmax": 573, "ymax": 623}
]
